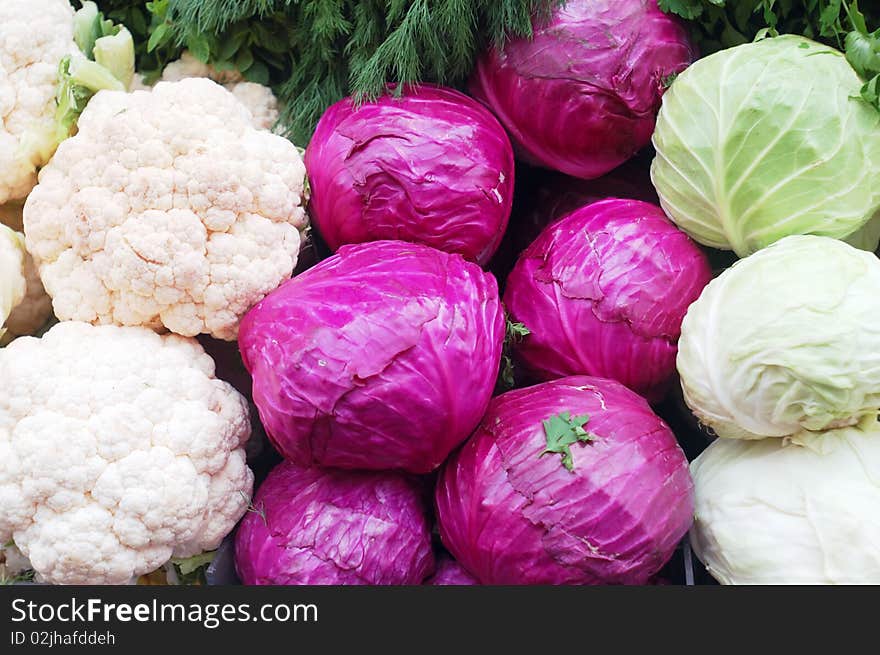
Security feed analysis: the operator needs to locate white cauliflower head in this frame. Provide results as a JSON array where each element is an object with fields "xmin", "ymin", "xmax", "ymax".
[
  {"xmin": 0, "ymin": 225, "xmax": 27, "ymax": 338},
  {"xmin": 159, "ymin": 51, "xmax": 280, "ymax": 131},
  {"xmin": 0, "ymin": 0, "xmax": 78, "ymax": 205},
  {"xmin": 24, "ymin": 78, "xmax": 308, "ymax": 341},
  {"xmin": 0, "ymin": 321, "xmax": 254, "ymax": 585}
]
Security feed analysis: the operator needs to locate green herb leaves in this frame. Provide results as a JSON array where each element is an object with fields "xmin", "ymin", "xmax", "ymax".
[
  {"xmin": 96, "ymin": 0, "xmax": 562, "ymax": 144},
  {"xmin": 496, "ymin": 318, "xmax": 530, "ymax": 393},
  {"xmin": 657, "ymin": 0, "xmax": 705, "ymax": 21},
  {"xmin": 541, "ymin": 411, "xmax": 598, "ymax": 472},
  {"xmin": 658, "ymin": 1, "xmax": 871, "ymax": 55},
  {"xmin": 843, "ymin": 2, "xmax": 880, "ymax": 110},
  {"xmin": 240, "ymin": 490, "xmax": 268, "ymax": 527},
  {"xmin": 658, "ymin": 2, "xmax": 880, "ymax": 112}
]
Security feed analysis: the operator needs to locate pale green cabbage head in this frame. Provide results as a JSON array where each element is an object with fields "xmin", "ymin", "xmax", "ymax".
[
  {"xmin": 677, "ymin": 235, "xmax": 880, "ymax": 440},
  {"xmin": 652, "ymin": 35, "xmax": 880, "ymax": 257},
  {"xmin": 691, "ymin": 424, "xmax": 880, "ymax": 584}
]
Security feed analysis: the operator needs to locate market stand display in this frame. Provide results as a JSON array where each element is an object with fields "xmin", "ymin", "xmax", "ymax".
[{"xmin": 2, "ymin": 0, "xmax": 880, "ymax": 586}]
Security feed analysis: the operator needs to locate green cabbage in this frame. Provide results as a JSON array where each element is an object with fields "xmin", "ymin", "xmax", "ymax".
[
  {"xmin": 677, "ymin": 234, "xmax": 880, "ymax": 440},
  {"xmin": 651, "ymin": 35, "xmax": 880, "ymax": 257},
  {"xmin": 690, "ymin": 422, "xmax": 880, "ymax": 584}
]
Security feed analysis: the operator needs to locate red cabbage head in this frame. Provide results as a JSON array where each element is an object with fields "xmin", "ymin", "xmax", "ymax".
[
  {"xmin": 238, "ymin": 240, "xmax": 505, "ymax": 474},
  {"xmin": 504, "ymin": 199, "xmax": 711, "ymax": 401},
  {"xmin": 470, "ymin": 0, "xmax": 694, "ymax": 179},
  {"xmin": 426, "ymin": 555, "xmax": 479, "ymax": 586},
  {"xmin": 435, "ymin": 376, "xmax": 694, "ymax": 585},
  {"xmin": 305, "ymin": 84, "xmax": 515, "ymax": 265},
  {"xmin": 235, "ymin": 461, "xmax": 434, "ymax": 585}
]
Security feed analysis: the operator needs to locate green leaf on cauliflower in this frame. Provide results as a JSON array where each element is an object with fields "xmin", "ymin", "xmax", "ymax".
[
  {"xmin": 0, "ymin": 569, "xmax": 35, "ymax": 586},
  {"xmin": 74, "ymin": 1, "xmax": 118, "ymax": 58},
  {"xmin": 170, "ymin": 551, "xmax": 216, "ymax": 584},
  {"xmin": 53, "ymin": 2, "xmax": 136, "ymax": 149},
  {"xmin": 94, "ymin": 28, "xmax": 136, "ymax": 89}
]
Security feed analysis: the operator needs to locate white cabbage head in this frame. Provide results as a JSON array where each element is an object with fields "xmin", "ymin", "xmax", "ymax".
[
  {"xmin": 677, "ymin": 235, "xmax": 880, "ymax": 440},
  {"xmin": 690, "ymin": 424, "xmax": 880, "ymax": 584},
  {"xmin": 652, "ymin": 35, "xmax": 880, "ymax": 257}
]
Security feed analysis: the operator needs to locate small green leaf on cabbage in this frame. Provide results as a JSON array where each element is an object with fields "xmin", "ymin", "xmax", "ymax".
[{"xmin": 541, "ymin": 411, "xmax": 597, "ymax": 472}]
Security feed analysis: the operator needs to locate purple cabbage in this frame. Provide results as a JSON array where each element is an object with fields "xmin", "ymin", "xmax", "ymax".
[
  {"xmin": 504, "ymin": 199, "xmax": 711, "ymax": 402},
  {"xmin": 435, "ymin": 376, "xmax": 694, "ymax": 585},
  {"xmin": 509, "ymin": 158, "xmax": 659, "ymax": 256},
  {"xmin": 470, "ymin": 0, "xmax": 694, "ymax": 180},
  {"xmin": 426, "ymin": 555, "xmax": 479, "ymax": 586},
  {"xmin": 305, "ymin": 84, "xmax": 515, "ymax": 265},
  {"xmin": 238, "ymin": 240, "xmax": 505, "ymax": 474},
  {"xmin": 488, "ymin": 157, "xmax": 659, "ymax": 281},
  {"xmin": 235, "ymin": 461, "xmax": 434, "ymax": 585}
]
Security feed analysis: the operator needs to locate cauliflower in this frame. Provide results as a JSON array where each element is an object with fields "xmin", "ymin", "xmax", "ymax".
[
  {"xmin": 161, "ymin": 52, "xmax": 243, "ymax": 86},
  {"xmin": 24, "ymin": 78, "xmax": 308, "ymax": 341},
  {"xmin": 228, "ymin": 83, "xmax": 281, "ymax": 133},
  {"xmin": 0, "ymin": 321, "xmax": 254, "ymax": 585},
  {"xmin": 159, "ymin": 52, "xmax": 280, "ymax": 131},
  {"xmin": 0, "ymin": 225, "xmax": 27, "ymax": 339},
  {"xmin": 0, "ymin": 0, "xmax": 79, "ymax": 205}
]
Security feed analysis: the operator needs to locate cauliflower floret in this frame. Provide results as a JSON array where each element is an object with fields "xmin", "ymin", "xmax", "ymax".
[
  {"xmin": 159, "ymin": 52, "xmax": 280, "ymax": 131},
  {"xmin": 228, "ymin": 83, "xmax": 281, "ymax": 133},
  {"xmin": 23, "ymin": 78, "xmax": 308, "ymax": 341},
  {"xmin": 0, "ymin": 225, "xmax": 27, "ymax": 337},
  {"xmin": 0, "ymin": 0, "xmax": 79, "ymax": 205},
  {"xmin": 161, "ymin": 51, "xmax": 242, "ymax": 85},
  {"xmin": 0, "ymin": 321, "xmax": 254, "ymax": 585}
]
